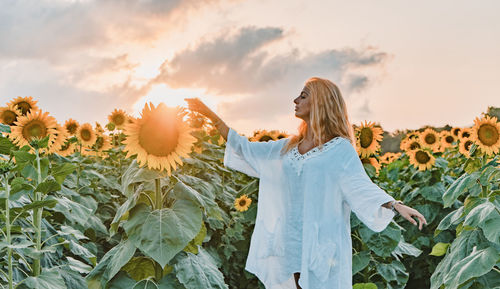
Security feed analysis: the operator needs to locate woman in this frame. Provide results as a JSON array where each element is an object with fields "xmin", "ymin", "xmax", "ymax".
[{"xmin": 185, "ymin": 77, "xmax": 427, "ymax": 289}]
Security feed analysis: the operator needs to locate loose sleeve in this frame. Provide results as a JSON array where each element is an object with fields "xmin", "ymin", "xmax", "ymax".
[
  {"xmin": 339, "ymin": 143, "xmax": 396, "ymax": 232},
  {"xmin": 223, "ymin": 127, "xmax": 277, "ymax": 178}
]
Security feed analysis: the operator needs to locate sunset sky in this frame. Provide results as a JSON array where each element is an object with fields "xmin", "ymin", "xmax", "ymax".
[{"xmin": 1, "ymin": 0, "xmax": 499, "ymax": 136}]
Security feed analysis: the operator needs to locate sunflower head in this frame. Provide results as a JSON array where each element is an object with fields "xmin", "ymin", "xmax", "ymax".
[
  {"xmin": 234, "ymin": 194, "xmax": 252, "ymax": 212},
  {"xmin": 108, "ymin": 109, "xmax": 128, "ymax": 130},
  {"xmin": 7, "ymin": 96, "xmax": 39, "ymax": 116},
  {"xmin": 459, "ymin": 137, "xmax": 474, "ymax": 158},
  {"xmin": 123, "ymin": 102, "xmax": 197, "ymax": 175},
  {"xmin": 470, "ymin": 115, "xmax": 500, "ymax": 156},
  {"xmin": 460, "ymin": 128, "xmax": 472, "ymax": 139},
  {"xmin": 56, "ymin": 140, "xmax": 76, "ymax": 157},
  {"xmin": 251, "ymin": 129, "xmax": 276, "ymax": 142},
  {"xmin": 64, "ymin": 119, "xmax": 79, "ymax": 135},
  {"xmin": 451, "ymin": 127, "xmax": 461, "ymax": 137},
  {"xmin": 0, "ymin": 105, "xmax": 22, "ymax": 125},
  {"xmin": 8, "ymin": 109, "xmax": 57, "ymax": 150},
  {"xmin": 419, "ymin": 128, "xmax": 440, "ymax": 150},
  {"xmin": 44, "ymin": 123, "xmax": 68, "ymax": 155},
  {"xmin": 408, "ymin": 148, "xmax": 435, "ymax": 171},
  {"xmin": 95, "ymin": 122, "xmax": 105, "ymax": 135},
  {"xmin": 355, "ymin": 120, "xmax": 383, "ymax": 158},
  {"xmin": 360, "ymin": 156, "xmax": 381, "ymax": 174},
  {"xmin": 76, "ymin": 123, "xmax": 97, "ymax": 147}
]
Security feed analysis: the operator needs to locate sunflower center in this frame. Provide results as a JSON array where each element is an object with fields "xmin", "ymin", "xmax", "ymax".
[
  {"xmin": 2, "ymin": 110, "xmax": 17, "ymax": 125},
  {"xmin": 113, "ymin": 114, "xmax": 125, "ymax": 126},
  {"xmin": 277, "ymin": 134, "xmax": 285, "ymax": 139},
  {"xmin": 16, "ymin": 102, "xmax": 32, "ymax": 115},
  {"xmin": 452, "ymin": 129, "xmax": 460, "ymax": 136},
  {"xmin": 138, "ymin": 115, "xmax": 179, "ymax": 157},
  {"xmin": 80, "ymin": 129, "xmax": 92, "ymax": 141},
  {"xmin": 477, "ymin": 124, "xmax": 499, "ymax": 146},
  {"xmin": 424, "ymin": 134, "xmax": 436, "ymax": 144},
  {"xmin": 67, "ymin": 123, "xmax": 78, "ymax": 134},
  {"xmin": 239, "ymin": 199, "xmax": 247, "ymax": 206},
  {"xmin": 415, "ymin": 150, "xmax": 430, "ymax": 164},
  {"xmin": 464, "ymin": 140, "xmax": 472, "ymax": 151},
  {"xmin": 462, "ymin": 131, "xmax": 471, "ymax": 138},
  {"xmin": 445, "ymin": 136, "xmax": 454, "ymax": 144},
  {"xmin": 409, "ymin": 141, "xmax": 421, "ymax": 150},
  {"xmin": 95, "ymin": 137, "xmax": 104, "ymax": 150},
  {"xmin": 361, "ymin": 158, "xmax": 371, "ymax": 164},
  {"xmin": 259, "ymin": 135, "xmax": 273, "ymax": 142},
  {"xmin": 360, "ymin": 128, "xmax": 373, "ymax": 148},
  {"xmin": 22, "ymin": 120, "xmax": 47, "ymax": 140}
]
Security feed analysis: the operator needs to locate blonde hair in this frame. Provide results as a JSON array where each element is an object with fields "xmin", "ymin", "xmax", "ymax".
[{"xmin": 280, "ymin": 77, "xmax": 356, "ymax": 155}]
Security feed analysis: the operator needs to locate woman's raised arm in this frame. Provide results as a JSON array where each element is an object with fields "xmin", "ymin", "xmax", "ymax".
[{"xmin": 184, "ymin": 97, "xmax": 228, "ymax": 141}]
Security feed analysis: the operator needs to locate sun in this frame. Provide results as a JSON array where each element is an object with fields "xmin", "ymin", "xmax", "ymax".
[{"xmin": 134, "ymin": 84, "xmax": 218, "ymax": 115}]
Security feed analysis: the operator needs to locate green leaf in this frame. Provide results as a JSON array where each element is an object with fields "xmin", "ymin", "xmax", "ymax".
[
  {"xmin": 375, "ymin": 259, "xmax": 409, "ymax": 285},
  {"xmin": 51, "ymin": 162, "xmax": 77, "ymax": 184},
  {"xmin": 132, "ymin": 279, "xmax": 160, "ymax": 289},
  {"xmin": 35, "ymin": 176, "xmax": 61, "ymax": 194},
  {"xmin": 444, "ymin": 247, "xmax": 499, "ymax": 289},
  {"xmin": 13, "ymin": 150, "xmax": 35, "ymax": 164},
  {"xmin": 358, "ymin": 223, "xmax": 401, "ymax": 257},
  {"xmin": 0, "ymin": 136, "xmax": 14, "ymax": 154},
  {"xmin": 110, "ymin": 192, "xmax": 140, "ymax": 236},
  {"xmin": 353, "ymin": 283, "xmax": 378, "ymax": 289},
  {"xmin": 66, "ymin": 256, "xmax": 93, "ymax": 274},
  {"xmin": 183, "ymin": 222, "xmax": 207, "ymax": 254},
  {"xmin": 443, "ymin": 172, "xmax": 481, "ymax": 207},
  {"xmin": 392, "ymin": 237, "xmax": 423, "ymax": 258},
  {"xmin": 48, "ymin": 196, "xmax": 93, "ymax": 226},
  {"xmin": 173, "ymin": 175, "xmax": 222, "ymax": 220},
  {"xmin": 0, "ymin": 123, "xmax": 11, "ymax": 133},
  {"xmin": 464, "ymin": 202, "xmax": 500, "ymax": 243},
  {"xmin": 122, "ymin": 256, "xmax": 156, "ymax": 281},
  {"xmin": 436, "ymin": 207, "xmax": 465, "ymax": 234},
  {"xmin": 86, "ymin": 239, "xmax": 136, "ymax": 288},
  {"xmin": 174, "ymin": 246, "xmax": 228, "ymax": 289},
  {"xmin": 121, "ymin": 160, "xmax": 168, "ymax": 197},
  {"xmin": 18, "ymin": 268, "xmax": 66, "ymax": 289},
  {"xmin": 123, "ymin": 201, "xmax": 202, "ymax": 268},
  {"xmin": 429, "ymin": 242, "xmax": 450, "ymax": 257},
  {"xmin": 352, "ymin": 251, "xmax": 371, "ymax": 275}
]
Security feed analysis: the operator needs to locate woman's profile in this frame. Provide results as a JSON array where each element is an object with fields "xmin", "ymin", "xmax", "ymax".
[{"xmin": 185, "ymin": 77, "xmax": 427, "ymax": 289}]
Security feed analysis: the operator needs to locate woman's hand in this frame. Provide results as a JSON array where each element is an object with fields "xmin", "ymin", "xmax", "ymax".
[
  {"xmin": 184, "ymin": 97, "xmax": 216, "ymax": 119},
  {"xmin": 395, "ymin": 203, "xmax": 428, "ymax": 231}
]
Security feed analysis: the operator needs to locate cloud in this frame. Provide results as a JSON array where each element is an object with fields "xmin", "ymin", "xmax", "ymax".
[
  {"xmin": 153, "ymin": 26, "xmax": 390, "ymax": 133},
  {"xmin": 0, "ymin": 0, "xmax": 225, "ymax": 61}
]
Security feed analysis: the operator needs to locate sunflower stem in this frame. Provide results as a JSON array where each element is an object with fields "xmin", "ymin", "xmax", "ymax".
[
  {"xmin": 2, "ymin": 175, "xmax": 14, "ymax": 289},
  {"xmin": 154, "ymin": 178, "xmax": 163, "ymax": 281},
  {"xmin": 32, "ymin": 148, "xmax": 43, "ymax": 276}
]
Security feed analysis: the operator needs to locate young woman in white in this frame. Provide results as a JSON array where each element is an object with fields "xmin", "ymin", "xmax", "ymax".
[{"xmin": 185, "ymin": 77, "xmax": 427, "ymax": 289}]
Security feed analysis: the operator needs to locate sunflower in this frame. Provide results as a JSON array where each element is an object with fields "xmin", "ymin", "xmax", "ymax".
[
  {"xmin": 8, "ymin": 109, "xmax": 58, "ymax": 149},
  {"xmin": 458, "ymin": 137, "xmax": 474, "ymax": 158},
  {"xmin": 401, "ymin": 137, "xmax": 422, "ymax": 153},
  {"xmin": 84, "ymin": 134, "xmax": 112, "ymax": 158},
  {"xmin": 95, "ymin": 122, "xmax": 105, "ymax": 136},
  {"xmin": 108, "ymin": 108, "xmax": 128, "ymax": 130},
  {"xmin": 44, "ymin": 124, "xmax": 68, "ymax": 154},
  {"xmin": 439, "ymin": 130, "xmax": 456, "ymax": 150},
  {"xmin": 360, "ymin": 156, "xmax": 381, "ymax": 175},
  {"xmin": 56, "ymin": 141, "xmax": 76, "ymax": 157},
  {"xmin": 270, "ymin": 130, "xmax": 289, "ymax": 140},
  {"xmin": 76, "ymin": 123, "xmax": 97, "ymax": 147},
  {"xmin": 470, "ymin": 115, "xmax": 500, "ymax": 156},
  {"xmin": 0, "ymin": 105, "xmax": 22, "ymax": 125},
  {"xmin": 123, "ymin": 102, "xmax": 197, "ymax": 175},
  {"xmin": 251, "ymin": 130, "xmax": 276, "ymax": 142},
  {"xmin": 380, "ymin": 152, "xmax": 401, "ymax": 165},
  {"xmin": 234, "ymin": 194, "xmax": 252, "ymax": 212},
  {"xmin": 408, "ymin": 148, "xmax": 435, "ymax": 171},
  {"xmin": 460, "ymin": 128, "xmax": 472, "ymax": 139},
  {"xmin": 451, "ymin": 127, "xmax": 461, "ymax": 138},
  {"xmin": 419, "ymin": 128, "xmax": 440, "ymax": 151},
  {"xmin": 64, "ymin": 119, "xmax": 79, "ymax": 135},
  {"xmin": 7, "ymin": 96, "xmax": 39, "ymax": 116},
  {"xmin": 355, "ymin": 121, "xmax": 383, "ymax": 157}
]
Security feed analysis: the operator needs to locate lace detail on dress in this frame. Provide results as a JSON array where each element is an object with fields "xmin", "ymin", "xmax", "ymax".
[{"xmin": 286, "ymin": 137, "xmax": 344, "ymax": 176}]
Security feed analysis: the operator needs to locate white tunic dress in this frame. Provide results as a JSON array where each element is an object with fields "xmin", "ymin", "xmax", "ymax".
[{"xmin": 223, "ymin": 127, "xmax": 396, "ymax": 289}]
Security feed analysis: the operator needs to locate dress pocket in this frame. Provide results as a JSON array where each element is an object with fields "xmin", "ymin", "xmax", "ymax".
[
  {"xmin": 308, "ymin": 223, "xmax": 338, "ymax": 282},
  {"xmin": 256, "ymin": 216, "xmax": 285, "ymax": 258}
]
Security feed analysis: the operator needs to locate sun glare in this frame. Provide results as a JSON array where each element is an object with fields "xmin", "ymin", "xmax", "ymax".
[{"xmin": 133, "ymin": 84, "xmax": 218, "ymax": 117}]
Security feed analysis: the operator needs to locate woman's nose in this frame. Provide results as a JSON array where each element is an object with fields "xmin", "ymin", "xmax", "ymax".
[{"xmin": 294, "ymin": 97, "xmax": 299, "ymax": 104}]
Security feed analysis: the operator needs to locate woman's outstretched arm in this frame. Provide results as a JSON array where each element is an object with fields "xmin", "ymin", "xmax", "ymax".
[{"xmin": 185, "ymin": 97, "xmax": 228, "ymax": 141}]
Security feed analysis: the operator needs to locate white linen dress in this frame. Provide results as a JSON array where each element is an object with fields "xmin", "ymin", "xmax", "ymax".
[{"xmin": 223, "ymin": 127, "xmax": 396, "ymax": 289}]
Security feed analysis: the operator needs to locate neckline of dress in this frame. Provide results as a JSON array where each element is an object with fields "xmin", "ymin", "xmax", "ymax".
[{"xmin": 295, "ymin": 136, "xmax": 342, "ymax": 157}]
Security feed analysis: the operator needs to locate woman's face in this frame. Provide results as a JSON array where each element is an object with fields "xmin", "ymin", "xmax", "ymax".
[{"xmin": 294, "ymin": 86, "xmax": 311, "ymax": 120}]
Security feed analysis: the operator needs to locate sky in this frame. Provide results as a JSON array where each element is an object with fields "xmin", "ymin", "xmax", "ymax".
[{"xmin": 0, "ymin": 0, "xmax": 499, "ymax": 136}]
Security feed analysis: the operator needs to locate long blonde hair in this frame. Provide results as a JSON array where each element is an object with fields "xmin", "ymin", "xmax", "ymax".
[{"xmin": 281, "ymin": 77, "xmax": 356, "ymax": 155}]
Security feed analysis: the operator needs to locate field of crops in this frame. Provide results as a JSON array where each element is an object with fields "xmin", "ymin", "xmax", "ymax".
[{"xmin": 0, "ymin": 97, "xmax": 499, "ymax": 289}]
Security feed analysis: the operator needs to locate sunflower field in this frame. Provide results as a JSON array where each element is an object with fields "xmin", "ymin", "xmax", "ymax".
[{"xmin": 0, "ymin": 97, "xmax": 499, "ymax": 289}]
